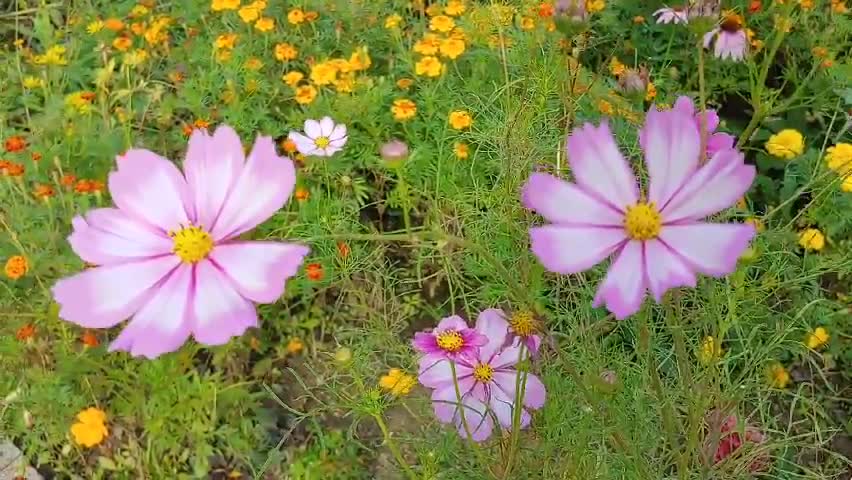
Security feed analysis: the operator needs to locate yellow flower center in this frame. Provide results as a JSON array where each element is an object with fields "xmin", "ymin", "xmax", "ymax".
[
  {"xmin": 315, "ymin": 136, "xmax": 330, "ymax": 148},
  {"xmin": 509, "ymin": 311, "xmax": 536, "ymax": 338},
  {"xmin": 436, "ymin": 330, "xmax": 464, "ymax": 352},
  {"xmin": 624, "ymin": 202, "xmax": 662, "ymax": 240},
  {"xmin": 473, "ymin": 363, "xmax": 494, "ymax": 383},
  {"xmin": 170, "ymin": 225, "xmax": 214, "ymax": 263}
]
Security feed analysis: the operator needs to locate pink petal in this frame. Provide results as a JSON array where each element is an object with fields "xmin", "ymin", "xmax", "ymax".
[
  {"xmin": 319, "ymin": 117, "xmax": 335, "ymax": 136},
  {"xmin": 68, "ymin": 209, "xmax": 172, "ymax": 265},
  {"xmin": 109, "ymin": 149, "xmax": 193, "ymax": 232},
  {"xmin": 490, "ymin": 384, "xmax": 531, "ymax": 430},
  {"xmin": 490, "ymin": 343, "xmax": 523, "ymax": 369},
  {"xmin": 493, "ymin": 371, "xmax": 546, "ymax": 409},
  {"xmin": 413, "ymin": 332, "xmax": 440, "ymax": 354},
  {"xmin": 521, "ymin": 173, "xmax": 623, "ymax": 226},
  {"xmin": 530, "ymin": 226, "xmax": 627, "ymax": 274},
  {"xmin": 706, "ymin": 133, "xmax": 735, "ymax": 156},
  {"xmin": 659, "ymin": 223, "xmax": 755, "ymax": 277},
  {"xmin": 329, "ymin": 124, "xmax": 347, "ymax": 141},
  {"xmin": 419, "ymin": 356, "xmax": 473, "ymax": 388},
  {"xmin": 455, "ymin": 395, "xmax": 492, "ymax": 442},
  {"xmin": 288, "ymin": 131, "xmax": 316, "ymax": 155},
  {"xmin": 304, "ymin": 119, "xmax": 322, "ymax": 138},
  {"xmin": 432, "ymin": 377, "xmax": 475, "ymax": 423},
  {"xmin": 644, "ymin": 239, "xmax": 697, "ymax": 302},
  {"xmin": 53, "ymin": 255, "xmax": 180, "ymax": 328},
  {"xmin": 475, "ymin": 308, "xmax": 509, "ymax": 361},
  {"xmin": 108, "ymin": 264, "xmax": 193, "ymax": 359},
  {"xmin": 641, "ymin": 105, "xmax": 700, "ymax": 208},
  {"xmin": 566, "ymin": 121, "xmax": 639, "ymax": 211},
  {"xmin": 436, "ymin": 315, "xmax": 469, "ymax": 331},
  {"xmin": 210, "ymin": 136, "xmax": 296, "ymax": 241},
  {"xmin": 661, "ymin": 149, "xmax": 755, "ymax": 222},
  {"xmin": 209, "ymin": 241, "xmax": 309, "ymax": 303},
  {"xmin": 183, "ymin": 126, "xmax": 245, "ymax": 230},
  {"xmin": 191, "ymin": 260, "xmax": 258, "ymax": 345},
  {"xmin": 592, "ymin": 241, "xmax": 647, "ymax": 320}
]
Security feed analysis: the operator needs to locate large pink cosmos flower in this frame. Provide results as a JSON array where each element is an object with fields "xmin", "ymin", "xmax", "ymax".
[
  {"xmin": 522, "ymin": 96, "xmax": 755, "ymax": 319},
  {"xmin": 418, "ymin": 309, "xmax": 546, "ymax": 442},
  {"xmin": 53, "ymin": 126, "xmax": 310, "ymax": 359},
  {"xmin": 412, "ymin": 315, "xmax": 488, "ymax": 362}
]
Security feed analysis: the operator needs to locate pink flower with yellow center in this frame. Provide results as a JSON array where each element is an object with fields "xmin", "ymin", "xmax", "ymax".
[
  {"xmin": 412, "ymin": 315, "xmax": 487, "ymax": 362},
  {"xmin": 653, "ymin": 6, "xmax": 689, "ymax": 24},
  {"xmin": 704, "ymin": 13, "xmax": 748, "ymax": 62},
  {"xmin": 53, "ymin": 126, "xmax": 309, "ymax": 359},
  {"xmin": 522, "ymin": 96, "xmax": 755, "ymax": 319}
]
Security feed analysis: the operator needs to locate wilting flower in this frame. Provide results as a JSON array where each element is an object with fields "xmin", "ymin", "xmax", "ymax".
[
  {"xmin": 413, "ymin": 315, "xmax": 487, "ymax": 361},
  {"xmin": 654, "ymin": 6, "xmax": 689, "ymax": 24},
  {"xmin": 52, "ymin": 126, "xmax": 310, "ymax": 359},
  {"xmin": 617, "ymin": 66, "xmax": 650, "ymax": 96},
  {"xmin": 288, "ymin": 117, "xmax": 348, "ymax": 157},
  {"xmin": 522, "ymin": 96, "xmax": 755, "ymax": 319},
  {"xmin": 671, "ymin": 97, "xmax": 735, "ymax": 157},
  {"xmin": 70, "ymin": 407, "xmax": 109, "ymax": 448},
  {"xmin": 703, "ymin": 410, "xmax": 769, "ymax": 473},
  {"xmin": 419, "ymin": 309, "xmax": 546, "ymax": 441},
  {"xmin": 508, "ymin": 310, "xmax": 542, "ymax": 356},
  {"xmin": 704, "ymin": 12, "xmax": 748, "ymax": 61}
]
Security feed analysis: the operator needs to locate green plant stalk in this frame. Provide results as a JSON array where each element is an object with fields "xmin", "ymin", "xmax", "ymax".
[
  {"xmin": 393, "ymin": 165, "xmax": 413, "ymax": 235},
  {"xmin": 372, "ymin": 413, "xmax": 418, "ymax": 480},
  {"xmin": 501, "ymin": 342, "xmax": 528, "ymax": 480},
  {"xmin": 697, "ymin": 37, "xmax": 708, "ymax": 164},
  {"xmin": 450, "ymin": 360, "xmax": 493, "ymax": 475}
]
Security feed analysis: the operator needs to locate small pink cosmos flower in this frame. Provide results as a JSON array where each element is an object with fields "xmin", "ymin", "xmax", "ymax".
[
  {"xmin": 418, "ymin": 309, "xmax": 546, "ymax": 442},
  {"xmin": 53, "ymin": 126, "xmax": 310, "ymax": 359},
  {"xmin": 669, "ymin": 97, "xmax": 735, "ymax": 157},
  {"xmin": 288, "ymin": 117, "xmax": 348, "ymax": 157},
  {"xmin": 653, "ymin": 6, "xmax": 689, "ymax": 24},
  {"xmin": 522, "ymin": 96, "xmax": 756, "ymax": 320},
  {"xmin": 704, "ymin": 13, "xmax": 748, "ymax": 62},
  {"xmin": 413, "ymin": 315, "xmax": 488, "ymax": 362}
]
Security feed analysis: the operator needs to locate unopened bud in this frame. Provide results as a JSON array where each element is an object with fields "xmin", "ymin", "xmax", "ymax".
[
  {"xmin": 618, "ymin": 66, "xmax": 649, "ymax": 96},
  {"xmin": 380, "ymin": 139, "xmax": 409, "ymax": 168},
  {"xmin": 334, "ymin": 347, "xmax": 352, "ymax": 365}
]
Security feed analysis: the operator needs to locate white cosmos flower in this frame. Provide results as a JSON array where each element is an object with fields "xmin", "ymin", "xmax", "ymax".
[
  {"xmin": 653, "ymin": 7, "xmax": 689, "ymax": 24},
  {"xmin": 288, "ymin": 117, "xmax": 348, "ymax": 157}
]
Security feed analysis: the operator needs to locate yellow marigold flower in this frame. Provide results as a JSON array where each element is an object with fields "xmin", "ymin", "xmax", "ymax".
[
  {"xmin": 586, "ymin": 0, "xmax": 605, "ymax": 13},
  {"xmin": 396, "ymin": 78, "xmax": 414, "ymax": 89},
  {"xmin": 211, "ymin": 0, "xmax": 241, "ymax": 11},
  {"xmin": 645, "ymin": 82, "xmax": 657, "ymax": 102},
  {"xmin": 609, "ymin": 57, "xmax": 626, "ymax": 76},
  {"xmin": 449, "ymin": 110, "xmax": 472, "ymax": 130},
  {"xmin": 805, "ymin": 327, "xmax": 829, "ymax": 350},
  {"xmin": 826, "ymin": 143, "xmax": 852, "ymax": 174},
  {"xmin": 4, "ymin": 255, "xmax": 28, "ymax": 280},
  {"xmin": 282, "ymin": 71, "xmax": 304, "ymax": 87},
  {"xmin": 112, "ymin": 36, "xmax": 133, "ymax": 52},
  {"xmin": 841, "ymin": 176, "xmax": 852, "ymax": 193},
  {"xmin": 426, "ymin": 3, "xmax": 443, "ymax": 16},
  {"xmin": 414, "ymin": 33, "xmax": 441, "ymax": 55},
  {"xmin": 244, "ymin": 57, "xmax": 263, "ymax": 70},
  {"xmin": 765, "ymin": 129, "xmax": 804, "ymax": 159},
  {"xmin": 238, "ymin": 4, "xmax": 261, "ymax": 23},
  {"xmin": 123, "ymin": 49, "xmax": 148, "ymax": 67},
  {"xmin": 415, "ymin": 56, "xmax": 444, "ymax": 77},
  {"xmin": 286, "ymin": 337, "xmax": 304, "ymax": 354},
  {"xmin": 697, "ymin": 336, "xmax": 723, "ymax": 364},
  {"xmin": 633, "ymin": 15, "xmax": 646, "ymax": 24},
  {"xmin": 34, "ymin": 45, "xmax": 68, "ymax": 66},
  {"xmin": 430, "ymin": 15, "xmax": 456, "ymax": 32},
  {"xmin": 330, "ymin": 58, "xmax": 353, "ymax": 75},
  {"xmin": 130, "ymin": 5, "xmax": 150, "ymax": 17},
  {"xmin": 454, "ymin": 142, "xmax": 469, "ymax": 159},
  {"xmin": 798, "ymin": 228, "xmax": 825, "ymax": 252},
  {"xmin": 439, "ymin": 37, "xmax": 466, "ymax": 60},
  {"xmin": 215, "ymin": 33, "xmax": 238, "ymax": 50},
  {"xmin": 768, "ymin": 362, "xmax": 790, "ymax": 388},
  {"xmin": 445, "ymin": 0, "xmax": 466, "ymax": 16},
  {"xmin": 385, "ymin": 13, "xmax": 403, "ymax": 29},
  {"xmin": 379, "ymin": 368, "xmax": 416, "ymax": 396},
  {"xmin": 598, "ymin": 99, "xmax": 615, "ymax": 116},
  {"xmin": 349, "ymin": 47, "xmax": 371, "ymax": 71},
  {"xmin": 392, "ymin": 99, "xmax": 417, "ymax": 121},
  {"xmin": 832, "ymin": 0, "xmax": 848, "ymax": 13},
  {"xmin": 255, "ymin": 17, "xmax": 275, "ymax": 32},
  {"xmin": 70, "ymin": 407, "xmax": 108, "ymax": 448},
  {"xmin": 334, "ymin": 74, "xmax": 355, "ymax": 94},
  {"xmin": 294, "ymin": 84, "xmax": 318, "ymax": 104},
  {"xmin": 520, "ymin": 16, "xmax": 535, "ymax": 30},
  {"xmin": 274, "ymin": 42, "xmax": 297, "ymax": 61},
  {"xmin": 86, "ymin": 20, "xmax": 104, "ymax": 34},
  {"xmin": 22, "ymin": 76, "xmax": 44, "ymax": 89},
  {"xmin": 288, "ymin": 8, "xmax": 305, "ymax": 25},
  {"xmin": 310, "ymin": 61, "xmax": 338, "ymax": 85}
]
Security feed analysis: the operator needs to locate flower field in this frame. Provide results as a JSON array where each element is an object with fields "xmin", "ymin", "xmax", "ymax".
[{"xmin": 1, "ymin": 0, "xmax": 851, "ymax": 478}]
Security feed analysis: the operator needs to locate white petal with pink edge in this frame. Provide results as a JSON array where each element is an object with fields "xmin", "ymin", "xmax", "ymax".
[
  {"xmin": 475, "ymin": 308, "xmax": 510, "ymax": 362},
  {"xmin": 641, "ymin": 106, "xmax": 700, "ymax": 208},
  {"xmin": 529, "ymin": 225, "xmax": 626, "ymax": 275},
  {"xmin": 521, "ymin": 173, "xmax": 624, "ymax": 226},
  {"xmin": 566, "ymin": 121, "xmax": 639, "ymax": 211},
  {"xmin": 210, "ymin": 241, "xmax": 309, "ymax": 303},
  {"xmin": 643, "ymin": 239, "xmax": 697, "ymax": 302},
  {"xmin": 659, "ymin": 223, "xmax": 755, "ymax": 277},
  {"xmin": 68, "ymin": 208, "xmax": 172, "ymax": 265},
  {"xmin": 592, "ymin": 241, "xmax": 647, "ymax": 320},
  {"xmin": 183, "ymin": 126, "xmax": 246, "ymax": 230},
  {"xmin": 191, "ymin": 260, "xmax": 258, "ymax": 345}
]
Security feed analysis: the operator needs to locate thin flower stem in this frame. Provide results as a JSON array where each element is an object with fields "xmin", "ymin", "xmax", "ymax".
[
  {"xmin": 393, "ymin": 165, "xmax": 413, "ymax": 235},
  {"xmin": 501, "ymin": 342, "xmax": 528, "ymax": 480},
  {"xmin": 450, "ymin": 361, "xmax": 493, "ymax": 476},
  {"xmin": 697, "ymin": 37, "xmax": 708, "ymax": 164},
  {"xmin": 372, "ymin": 413, "xmax": 418, "ymax": 480}
]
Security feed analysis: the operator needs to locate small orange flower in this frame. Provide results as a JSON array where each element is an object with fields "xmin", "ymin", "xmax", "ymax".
[
  {"xmin": 104, "ymin": 18, "xmax": 125, "ymax": 31},
  {"xmin": 538, "ymin": 2, "xmax": 555, "ymax": 17},
  {"xmin": 295, "ymin": 187, "xmax": 309, "ymax": 201},
  {"xmin": 5, "ymin": 255, "xmax": 29, "ymax": 280},
  {"xmin": 304, "ymin": 11, "xmax": 319, "ymax": 22},
  {"xmin": 31, "ymin": 152, "xmax": 42, "ymax": 162},
  {"xmin": 182, "ymin": 124, "xmax": 194, "ymax": 136},
  {"xmin": 4, "ymin": 135, "xmax": 26, "ymax": 152},
  {"xmin": 281, "ymin": 138, "xmax": 298, "ymax": 155},
  {"xmin": 74, "ymin": 179, "xmax": 94, "ymax": 194},
  {"xmin": 16, "ymin": 324, "xmax": 36, "ymax": 341},
  {"xmin": 112, "ymin": 36, "xmax": 132, "ymax": 51},
  {"xmin": 396, "ymin": 78, "xmax": 414, "ymax": 90},
  {"xmin": 60, "ymin": 174, "xmax": 77, "ymax": 187},
  {"xmin": 254, "ymin": 17, "xmax": 275, "ymax": 32},
  {"xmin": 337, "ymin": 242, "xmax": 351, "ymax": 259},
  {"xmin": 305, "ymin": 262, "xmax": 324, "ymax": 281},
  {"xmin": 3, "ymin": 162, "xmax": 24, "ymax": 177},
  {"xmin": 194, "ymin": 118, "xmax": 211, "ymax": 130},
  {"xmin": 33, "ymin": 184, "xmax": 55, "ymax": 200},
  {"xmin": 81, "ymin": 330, "xmax": 100, "ymax": 348}
]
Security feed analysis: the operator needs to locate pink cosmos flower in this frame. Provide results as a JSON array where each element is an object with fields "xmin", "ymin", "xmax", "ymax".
[
  {"xmin": 413, "ymin": 315, "xmax": 488, "ymax": 362},
  {"xmin": 53, "ymin": 126, "xmax": 310, "ymax": 359},
  {"xmin": 418, "ymin": 309, "xmax": 546, "ymax": 442},
  {"xmin": 703, "ymin": 410, "xmax": 769, "ymax": 473},
  {"xmin": 522, "ymin": 96, "xmax": 756, "ymax": 320},
  {"xmin": 288, "ymin": 117, "xmax": 348, "ymax": 157},
  {"xmin": 653, "ymin": 6, "xmax": 689, "ymax": 24},
  {"xmin": 670, "ymin": 97, "xmax": 735, "ymax": 157},
  {"xmin": 703, "ymin": 13, "xmax": 748, "ymax": 62}
]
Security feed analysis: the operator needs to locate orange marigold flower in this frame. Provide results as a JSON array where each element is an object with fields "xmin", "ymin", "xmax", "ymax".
[
  {"xmin": 104, "ymin": 18, "xmax": 125, "ymax": 31},
  {"xmin": 4, "ymin": 135, "xmax": 26, "ymax": 152},
  {"xmin": 305, "ymin": 11, "xmax": 319, "ymax": 21},
  {"xmin": 305, "ymin": 262, "xmax": 324, "ymax": 281},
  {"xmin": 3, "ymin": 162, "xmax": 24, "ymax": 177},
  {"xmin": 337, "ymin": 242, "xmax": 351, "ymax": 258},
  {"xmin": 281, "ymin": 138, "xmax": 298, "ymax": 155},
  {"xmin": 31, "ymin": 152, "xmax": 42, "ymax": 162},
  {"xmin": 538, "ymin": 1, "xmax": 555, "ymax": 17},
  {"xmin": 16, "ymin": 324, "xmax": 36, "ymax": 341},
  {"xmin": 60, "ymin": 174, "xmax": 77, "ymax": 187},
  {"xmin": 33, "ymin": 184, "xmax": 55, "ymax": 200},
  {"xmin": 5, "ymin": 255, "xmax": 29, "ymax": 280},
  {"xmin": 295, "ymin": 186, "xmax": 309, "ymax": 201},
  {"xmin": 81, "ymin": 330, "xmax": 100, "ymax": 348},
  {"xmin": 112, "ymin": 36, "xmax": 132, "ymax": 51}
]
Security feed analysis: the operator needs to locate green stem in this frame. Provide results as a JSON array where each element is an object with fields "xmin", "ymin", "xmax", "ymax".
[
  {"xmin": 501, "ymin": 343, "xmax": 528, "ymax": 479},
  {"xmin": 449, "ymin": 361, "xmax": 492, "ymax": 475},
  {"xmin": 394, "ymin": 166, "xmax": 413, "ymax": 235},
  {"xmin": 372, "ymin": 414, "xmax": 418, "ymax": 480}
]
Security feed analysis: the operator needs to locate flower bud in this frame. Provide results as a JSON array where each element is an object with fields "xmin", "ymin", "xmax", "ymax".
[
  {"xmin": 617, "ymin": 66, "xmax": 649, "ymax": 96},
  {"xmin": 380, "ymin": 139, "xmax": 410, "ymax": 168}
]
